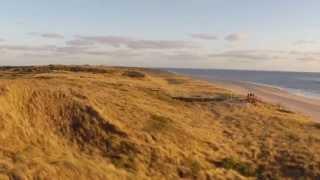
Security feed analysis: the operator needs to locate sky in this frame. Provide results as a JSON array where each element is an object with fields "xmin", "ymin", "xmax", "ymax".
[{"xmin": 0, "ymin": 0, "xmax": 320, "ymax": 72}]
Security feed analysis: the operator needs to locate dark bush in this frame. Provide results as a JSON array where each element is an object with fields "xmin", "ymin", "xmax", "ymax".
[
  {"xmin": 314, "ymin": 123, "xmax": 320, "ymax": 129},
  {"xmin": 122, "ymin": 71, "xmax": 146, "ymax": 78}
]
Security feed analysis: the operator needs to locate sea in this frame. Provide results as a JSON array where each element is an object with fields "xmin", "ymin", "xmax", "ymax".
[{"xmin": 165, "ymin": 68, "xmax": 320, "ymax": 100}]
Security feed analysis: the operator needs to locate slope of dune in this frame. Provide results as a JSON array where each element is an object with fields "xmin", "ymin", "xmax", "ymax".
[{"xmin": 0, "ymin": 65, "xmax": 319, "ymax": 179}]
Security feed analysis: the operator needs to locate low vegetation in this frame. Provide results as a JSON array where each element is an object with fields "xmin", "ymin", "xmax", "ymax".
[
  {"xmin": 122, "ymin": 70, "xmax": 146, "ymax": 78},
  {"xmin": 0, "ymin": 65, "xmax": 319, "ymax": 179},
  {"xmin": 215, "ymin": 158, "xmax": 256, "ymax": 177},
  {"xmin": 143, "ymin": 114, "xmax": 173, "ymax": 133},
  {"xmin": 166, "ymin": 78, "xmax": 187, "ymax": 85},
  {"xmin": 0, "ymin": 65, "xmax": 110, "ymax": 74}
]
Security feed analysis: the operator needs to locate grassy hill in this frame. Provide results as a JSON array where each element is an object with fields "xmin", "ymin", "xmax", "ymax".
[{"xmin": 0, "ymin": 65, "xmax": 319, "ymax": 179}]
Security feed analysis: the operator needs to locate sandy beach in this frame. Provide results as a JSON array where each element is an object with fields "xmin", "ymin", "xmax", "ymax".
[{"xmin": 210, "ymin": 79, "xmax": 320, "ymax": 122}]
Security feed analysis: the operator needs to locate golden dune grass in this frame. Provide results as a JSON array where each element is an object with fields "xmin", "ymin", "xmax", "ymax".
[{"xmin": 0, "ymin": 65, "xmax": 319, "ymax": 179}]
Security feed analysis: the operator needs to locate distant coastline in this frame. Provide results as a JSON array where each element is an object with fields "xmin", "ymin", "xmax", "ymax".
[
  {"xmin": 166, "ymin": 68, "xmax": 320, "ymax": 121},
  {"xmin": 165, "ymin": 68, "xmax": 320, "ymax": 100}
]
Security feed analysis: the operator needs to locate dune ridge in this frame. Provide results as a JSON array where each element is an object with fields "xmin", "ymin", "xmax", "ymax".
[{"xmin": 0, "ymin": 65, "xmax": 319, "ymax": 179}]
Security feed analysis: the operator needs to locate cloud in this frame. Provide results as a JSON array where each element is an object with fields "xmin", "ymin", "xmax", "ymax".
[
  {"xmin": 225, "ymin": 33, "xmax": 249, "ymax": 42},
  {"xmin": 0, "ymin": 45, "xmax": 56, "ymax": 52},
  {"xmin": 85, "ymin": 50, "xmax": 140, "ymax": 57},
  {"xmin": 190, "ymin": 33, "xmax": 218, "ymax": 40},
  {"xmin": 0, "ymin": 43, "xmax": 135, "ymax": 57},
  {"xmin": 28, "ymin": 32, "xmax": 64, "ymax": 39},
  {"xmin": 73, "ymin": 35, "xmax": 132, "ymax": 47},
  {"xmin": 0, "ymin": 38, "xmax": 4, "ymax": 42},
  {"xmin": 68, "ymin": 35, "xmax": 195, "ymax": 50},
  {"xmin": 294, "ymin": 40, "xmax": 317, "ymax": 46},
  {"xmin": 289, "ymin": 50, "xmax": 320, "ymax": 56},
  {"xmin": 209, "ymin": 49, "xmax": 320, "ymax": 63},
  {"xmin": 166, "ymin": 52, "xmax": 206, "ymax": 61},
  {"xmin": 0, "ymin": 44, "xmax": 91, "ymax": 58},
  {"xmin": 209, "ymin": 51, "xmax": 267, "ymax": 60},
  {"xmin": 66, "ymin": 39, "xmax": 95, "ymax": 46},
  {"xmin": 209, "ymin": 50, "xmax": 285, "ymax": 61},
  {"xmin": 291, "ymin": 51, "xmax": 320, "ymax": 62},
  {"xmin": 127, "ymin": 40, "xmax": 193, "ymax": 49},
  {"xmin": 0, "ymin": 42, "xmax": 290, "ymax": 63},
  {"xmin": 41, "ymin": 33, "xmax": 64, "ymax": 39},
  {"xmin": 296, "ymin": 56, "xmax": 320, "ymax": 62},
  {"xmin": 54, "ymin": 46, "xmax": 89, "ymax": 54},
  {"xmin": 22, "ymin": 53, "xmax": 57, "ymax": 58}
]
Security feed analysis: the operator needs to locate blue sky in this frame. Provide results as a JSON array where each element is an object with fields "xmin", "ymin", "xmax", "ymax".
[{"xmin": 0, "ymin": 0, "xmax": 320, "ymax": 72}]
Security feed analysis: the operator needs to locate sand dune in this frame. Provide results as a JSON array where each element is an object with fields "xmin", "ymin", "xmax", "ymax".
[{"xmin": 0, "ymin": 66, "xmax": 320, "ymax": 179}]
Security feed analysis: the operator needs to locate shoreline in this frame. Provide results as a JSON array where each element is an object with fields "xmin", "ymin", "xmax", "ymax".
[
  {"xmin": 244, "ymin": 81, "xmax": 320, "ymax": 101},
  {"xmin": 172, "ymin": 72, "xmax": 320, "ymax": 122},
  {"xmin": 209, "ymin": 79, "xmax": 320, "ymax": 122}
]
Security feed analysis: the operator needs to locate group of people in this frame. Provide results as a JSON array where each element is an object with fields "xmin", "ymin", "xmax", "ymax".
[{"xmin": 247, "ymin": 92, "xmax": 257, "ymax": 104}]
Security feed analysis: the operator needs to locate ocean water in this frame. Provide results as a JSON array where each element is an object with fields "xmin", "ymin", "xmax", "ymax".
[{"xmin": 165, "ymin": 68, "xmax": 320, "ymax": 99}]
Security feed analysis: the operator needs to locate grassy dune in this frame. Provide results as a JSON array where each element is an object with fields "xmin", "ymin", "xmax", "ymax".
[{"xmin": 0, "ymin": 65, "xmax": 319, "ymax": 179}]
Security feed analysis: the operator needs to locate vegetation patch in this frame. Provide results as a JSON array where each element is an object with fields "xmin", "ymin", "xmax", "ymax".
[
  {"xmin": 0, "ymin": 86, "xmax": 8, "ymax": 95},
  {"xmin": 189, "ymin": 159, "xmax": 202, "ymax": 177},
  {"xmin": 274, "ymin": 104, "xmax": 294, "ymax": 114},
  {"xmin": 143, "ymin": 115, "xmax": 172, "ymax": 133},
  {"xmin": 214, "ymin": 158, "xmax": 256, "ymax": 177},
  {"xmin": 313, "ymin": 123, "xmax": 320, "ymax": 129},
  {"xmin": 172, "ymin": 93, "xmax": 237, "ymax": 102},
  {"xmin": 277, "ymin": 108, "xmax": 294, "ymax": 114},
  {"xmin": 122, "ymin": 71, "xmax": 146, "ymax": 78},
  {"xmin": 178, "ymin": 158, "xmax": 202, "ymax": 178},
  {"xmin": 166, "ymin": 78, "xmax": 186, "ymax": 85},
  {"xmin": 0, "ymin": 65, "xmax": 110, "ymax": 74},
  {"xmin": 109, "ymin": 140, "xmax": 139, "ymax": 171},
  {"xmin": 53, "ymin": 65, "xmax": 109, "ymax": 74}
]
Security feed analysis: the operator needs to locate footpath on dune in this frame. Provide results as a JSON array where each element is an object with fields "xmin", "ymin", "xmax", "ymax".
[{"xmin": 0, "ymin": 65, "xmax": 319, "ymax": 179}]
